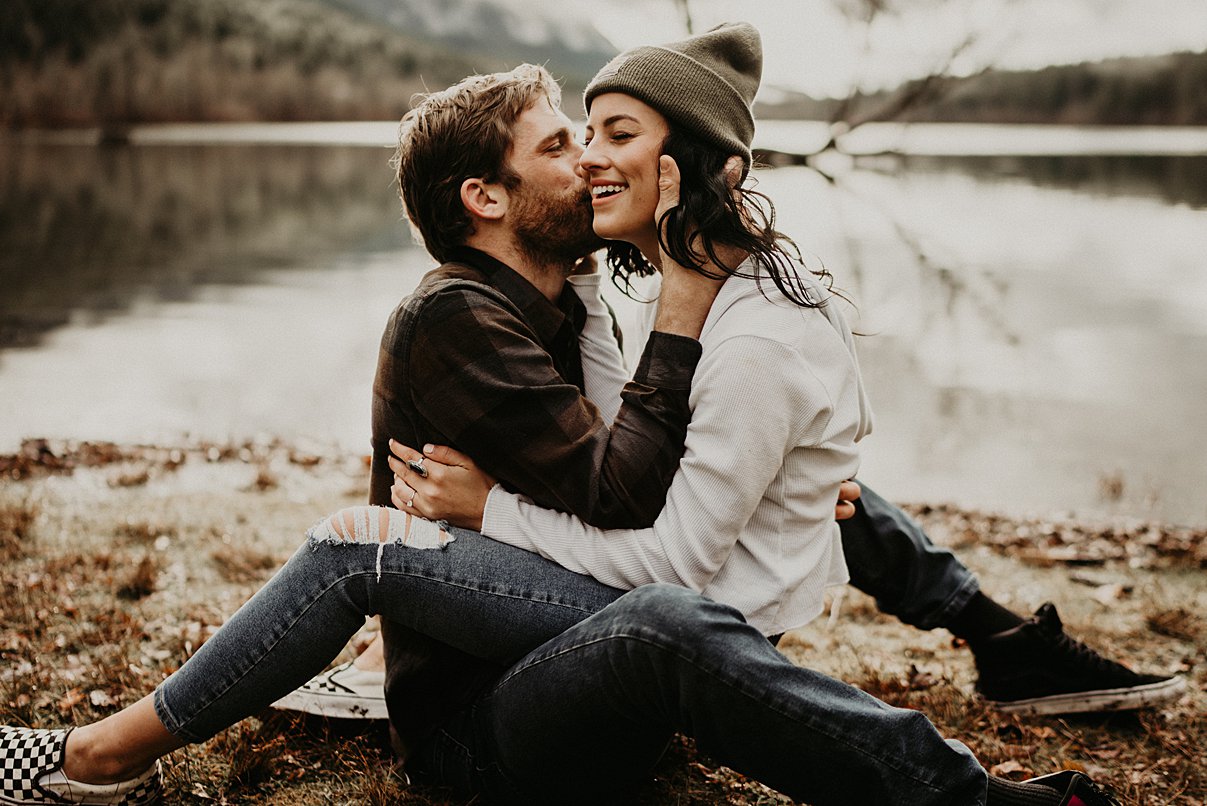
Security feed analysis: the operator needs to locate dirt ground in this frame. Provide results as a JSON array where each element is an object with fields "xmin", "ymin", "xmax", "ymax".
[{"xmin": 1, "ymin": 439, "xmax": 1203, "ymax": 805}]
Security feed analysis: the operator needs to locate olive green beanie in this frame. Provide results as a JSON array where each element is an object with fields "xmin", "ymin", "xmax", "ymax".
[{"xmin": 584, "ymin": 22, "xmax": 762, "ymax": 166}]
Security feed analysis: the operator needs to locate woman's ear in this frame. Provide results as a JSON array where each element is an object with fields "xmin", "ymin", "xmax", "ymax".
[{"xmin": 460, "ymin": 177, "xmax": 508, "ymax": 222}]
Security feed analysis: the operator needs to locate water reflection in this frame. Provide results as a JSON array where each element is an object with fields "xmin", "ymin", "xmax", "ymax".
[
  {"xmin": 0, "ymin": 142, "xmax": 405, "ymax": 347},
  {"xmin": 865, "ymin": 153, "xmax": 1207, "ymax": 210},
  {"xmin": 2, "ymin": 133, "xmax": 1205, "ymax": 526},
  {"xmin": 753, "ymin": 154, "xmax": 1207, "ymax": 526}
]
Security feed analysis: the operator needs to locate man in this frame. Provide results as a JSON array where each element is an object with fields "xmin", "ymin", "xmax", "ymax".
[
  {"xmin": 252, "ymin": 39, "xmax": 1130, "ymax": 799},
  {"xmin": 361, "ymin": 62, "xmax": 725, "ymax": 757}
]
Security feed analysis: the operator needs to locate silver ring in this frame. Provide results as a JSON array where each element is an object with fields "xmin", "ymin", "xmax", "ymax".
[
  {"xmin": 406, "ymin": 458, "xmax": 429, "ymax": 479},
  {"xmin": 406, "ymin": 491, "xmax": 417, "ymax": 508}
]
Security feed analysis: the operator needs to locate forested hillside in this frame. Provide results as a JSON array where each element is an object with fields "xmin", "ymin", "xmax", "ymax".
[
  {"xmin": 0, "ymin": 0, "xmax": 477, "ymax": 127},
  {"xmin": 884, "ymin": 51, "xmax": 1207, "ymax": 126},
  {"xmin": 3, "ymin": 0, "xmax": 1205, "ymax": 128}
]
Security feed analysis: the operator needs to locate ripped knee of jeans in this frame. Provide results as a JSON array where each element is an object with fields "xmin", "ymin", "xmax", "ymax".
[
  {"xmin": 306, "ymin": 506, "xmax": 452, "ymax": 551},
  {"xmin": 306, "ymin": 506, "xmax": 454, "ymax": 583}
]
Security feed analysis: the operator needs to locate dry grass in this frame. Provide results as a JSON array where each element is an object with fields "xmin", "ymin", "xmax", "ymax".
[
  {"xmin": 211, "ymin": 544, "xmax": 286, "ymax": 584},
  {"xmin": 0, "ymin": 442, "xmax": 1203, "ymax": 804},
  {"xmin": 843, "ymin": 664, "xmax": 1205, "ymax": 805},
  {"xmin": 247, "ymin": 465, "xmax": 281, "ymax": 493},
  {"xmin": 0, "ymin": 497, "xmax": 38, "ymax": 560},
  {"xmin": 1146, "ymin": 608, "xmax": 1202, "ymax": 643},
  {"xmin": 117, "ymin": 554, "xmax": 160, "ymax": 600}
]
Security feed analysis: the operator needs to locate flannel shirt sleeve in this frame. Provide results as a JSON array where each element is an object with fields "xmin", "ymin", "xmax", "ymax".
[{"xmin": 406, "ymin": 287, "xmax": 699, "ymax": 529}]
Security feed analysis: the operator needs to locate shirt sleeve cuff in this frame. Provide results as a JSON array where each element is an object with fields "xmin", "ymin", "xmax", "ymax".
[
  {"xmin": 481, "ymin": 484, "xmax": 537, "ymax": 552},
  {"xmin": 633, "ymin": 331, "xmax": 702, "ymax": 390},
  {"xmin": 567, "ymin": 274, "xmax": 610, "ymax": 315},
  {"xmin": 567, "ymin": 273, "xmax": 603, "ymax": 290}
]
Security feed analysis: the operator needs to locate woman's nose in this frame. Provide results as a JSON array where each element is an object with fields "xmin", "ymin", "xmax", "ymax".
[{"xmin": 578, "ymin": 139, "xmax": 606, "ymax": 172}]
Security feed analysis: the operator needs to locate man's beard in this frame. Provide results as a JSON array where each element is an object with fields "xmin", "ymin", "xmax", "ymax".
[{"xmin": 511, "ymin": 180, "xmax": 604, "ymax": 269}]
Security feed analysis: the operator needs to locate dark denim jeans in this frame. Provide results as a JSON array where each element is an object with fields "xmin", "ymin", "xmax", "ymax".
[
  {"xmin": 841, "ymin": 483, "xmax": 981, "ymax": 630},
  {"xmin": 153, "ymin": 506, "xmax": 986, "ymax": 804},
  {"xmin": 421, "ymin": 585, "xmax": 985, "ymax": 805},
  {"xmin": 154, "ymin": 517, "xmax": 623, "ymax": 742}
]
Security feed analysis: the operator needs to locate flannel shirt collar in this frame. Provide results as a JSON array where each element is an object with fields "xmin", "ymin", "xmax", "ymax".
[{"xmin": 446, "ymin": 247, "xmax": 586, "ymax": 346}]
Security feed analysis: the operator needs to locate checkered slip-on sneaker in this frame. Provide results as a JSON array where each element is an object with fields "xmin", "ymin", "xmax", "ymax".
[
  {"xmin": 271, "ymin": 662, "xmax": 388, "ymax": 720},
  {"xmin": 0, "ymin": 726, "xmax": 161, "ymax": 805}
]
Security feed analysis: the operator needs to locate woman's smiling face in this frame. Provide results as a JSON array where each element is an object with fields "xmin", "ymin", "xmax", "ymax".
[{"xmin": 580, "ymin": 92, "xmax": 670, "ymax": 254}]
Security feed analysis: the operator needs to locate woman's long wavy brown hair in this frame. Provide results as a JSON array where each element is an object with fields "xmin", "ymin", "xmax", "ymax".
[{"xmin": 605, "ymin": 126, "xmax": 834, "ymax": 309}]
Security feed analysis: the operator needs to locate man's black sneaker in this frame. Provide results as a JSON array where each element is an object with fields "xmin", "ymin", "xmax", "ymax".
[{"xmin": 969, "ymin": 603, "xmax": 1186, "ymax": 715}]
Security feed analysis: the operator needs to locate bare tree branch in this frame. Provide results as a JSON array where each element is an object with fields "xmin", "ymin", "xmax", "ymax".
[
  {"xmin": 673, "ymin": 0, "xmax": 694, "ymax": 34},
  {"xmin": 846, "ymin": 32, "xmax": 981, "ymax": 130}
]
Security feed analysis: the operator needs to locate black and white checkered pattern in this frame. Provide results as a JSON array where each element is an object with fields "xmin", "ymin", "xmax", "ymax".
[
  {"xmin": 300, "ymin": 663, "xmax": 359, "ymax": 695},
  {"xmin": 108, "ymin": 767, "xmax": 162, "ymax": 806},
  {"xmin": 0, "ymin": 726, "xmax": 64, "ymax": 804},
  {"xmin": 271, "ymin": 662, "xmax": 388, "ymax": 719},
  {"xmin": 0, "ymin": 725, "xmax": 162, "ymax": 805}
]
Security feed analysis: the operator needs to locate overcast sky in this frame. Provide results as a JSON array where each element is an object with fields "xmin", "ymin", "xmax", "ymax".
[{"xmin": 516, "ymin": 0, "xmax": 1207, "ymax": 98}]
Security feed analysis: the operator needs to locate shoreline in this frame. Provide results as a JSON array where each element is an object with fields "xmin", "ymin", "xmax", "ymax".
[{"xmin": 6, "ymin": 436, "xmax": 1207, "ymax": 555}]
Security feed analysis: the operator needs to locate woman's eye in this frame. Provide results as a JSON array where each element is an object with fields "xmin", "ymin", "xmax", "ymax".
[{"xmin": 612, "ymin": 132, "xmax": 633, "ymax": 142}]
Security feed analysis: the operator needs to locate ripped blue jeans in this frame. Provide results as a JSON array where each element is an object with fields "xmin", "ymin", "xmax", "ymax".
[
  {"xmin": 153, "ymin": 506, "xmax": 625, "ymax": 742},
  {"xmin": 152, "ymin": 506, "xmax": 986, "ymax": 804}
]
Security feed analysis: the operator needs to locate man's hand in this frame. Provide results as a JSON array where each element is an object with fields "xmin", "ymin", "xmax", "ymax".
[
  {"xmin": 835, "ymin": 479, "xmax": 861, "ymax": 521},
  {"xmin": 388, "ymin": 440, "xmax": 497, "ymax": 532}
]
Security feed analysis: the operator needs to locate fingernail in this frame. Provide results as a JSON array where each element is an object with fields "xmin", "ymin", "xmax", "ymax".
[{"xmin": 423, "ymin": 444, "xmax": 434, "ymax": 454}]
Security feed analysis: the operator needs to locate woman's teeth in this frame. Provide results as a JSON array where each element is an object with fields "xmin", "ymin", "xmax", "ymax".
[{"xmin": 592, "ymin": 185, "xmax": 626, "ymax": 198}]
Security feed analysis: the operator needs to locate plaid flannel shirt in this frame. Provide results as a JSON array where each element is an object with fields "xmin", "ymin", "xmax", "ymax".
[
  {"xmin": 369, "ymin": 246, "xmax": 699, "ymax": 526},
  {"xmin": 368, "ymin": 246, "xmax": 701, "ymax": 756}
]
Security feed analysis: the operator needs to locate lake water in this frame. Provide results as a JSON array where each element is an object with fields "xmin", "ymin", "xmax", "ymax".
[{"xmin": 2, "ymin": 122, "xmax": 1205, "ymax": 526}]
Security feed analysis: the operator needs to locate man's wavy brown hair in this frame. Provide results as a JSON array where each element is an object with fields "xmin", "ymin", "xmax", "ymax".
[{"xmin": 393, "ymin": 64, "xmax": 561, "ymax": 262}]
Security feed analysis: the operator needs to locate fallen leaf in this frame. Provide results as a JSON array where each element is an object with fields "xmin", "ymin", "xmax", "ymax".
[
  {"xmin": 989, "ymin": 760, "xmax": 1031, "ymax": 778},
  {"xmin": 1091, "ymin": 583, "xmax": 1131, "ymax": 605},
  {"xmin": 57, "ymin": 688, "xmax": 85, "ymax": 714}
]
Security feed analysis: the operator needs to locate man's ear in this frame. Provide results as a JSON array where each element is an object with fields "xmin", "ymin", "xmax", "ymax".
[{"xmin": 460, "ymin": 177, "xmax": 508, "ymax": 222}]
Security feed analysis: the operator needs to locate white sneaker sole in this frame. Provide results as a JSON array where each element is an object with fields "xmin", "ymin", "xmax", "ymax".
[
  {"xmin": 987, "ymin": 675, "xmax": 1186, "ymax": 715},
  {"xmin": 0, "ymin": 760, "xmax": 162, "ymax": 806},
  {"xmin": 271, "ymin": 689, "xmax": 389, "ymax": 720}
]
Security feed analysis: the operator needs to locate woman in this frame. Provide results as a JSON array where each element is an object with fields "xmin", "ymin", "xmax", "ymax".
[
  {"xmin": 0, "ymin": 23, "xmax": 1117, "ymax": 806},
  {"xmin": 388, "ymin": 61, "xmax": 870, "ymax": 637}
]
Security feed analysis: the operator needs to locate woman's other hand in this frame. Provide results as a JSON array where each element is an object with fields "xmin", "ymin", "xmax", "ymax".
[
  {"xmin": 651, "ymin": 155, "xmax": 726, "ymax": 339},
  {"xmin": 388, "ymin": 440, "xmax": 497, "ymax": 532},
  {"xmin": 654, "ymin": 154, "xmax": 682, "ymax": 230},
  {"xmin": 835, "ymin": 479, "xmax": 861, "ymax": 521}
]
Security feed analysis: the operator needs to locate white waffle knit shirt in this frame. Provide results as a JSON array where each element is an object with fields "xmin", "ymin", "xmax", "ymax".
[{"xmin": 482, "ymin": 260, "xmax": 873, "ymax": 635}]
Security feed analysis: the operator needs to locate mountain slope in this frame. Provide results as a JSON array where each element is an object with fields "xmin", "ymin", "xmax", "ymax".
[
  {"xmin": 1, "ymin": 0, "xmax": 477, "ymax": 126},
  {"xmin": 315, "ymin": 0, "xmax": 617, "ymax": 85}
]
